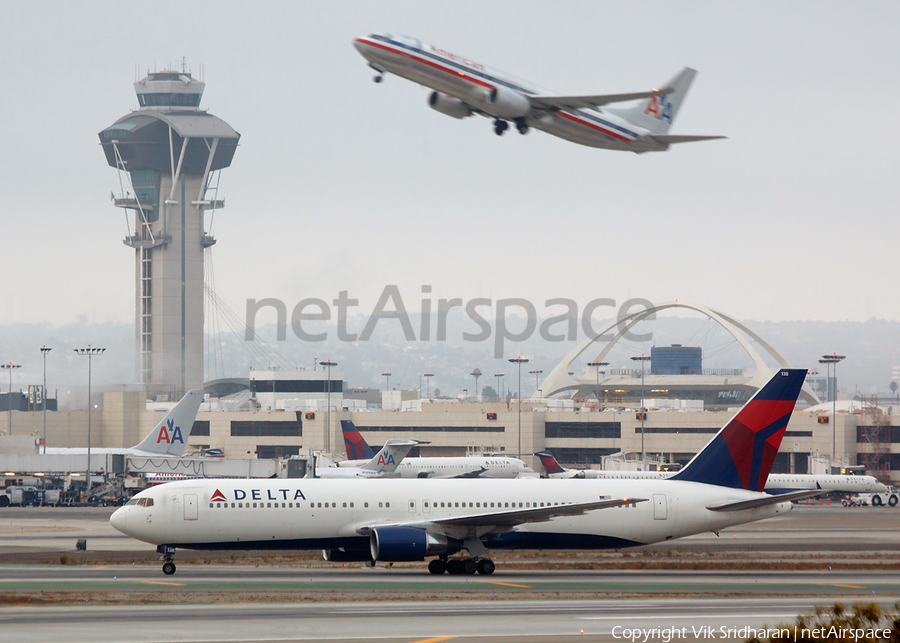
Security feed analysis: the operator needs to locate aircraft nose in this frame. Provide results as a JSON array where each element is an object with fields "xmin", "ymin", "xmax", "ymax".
[
  {"xmin": 352, "ymin": 39, "xmax": 369, "ymax": 55},
  {"xmin": 109, "ymin": 507, "xmax": 129, "ymax": 534}
]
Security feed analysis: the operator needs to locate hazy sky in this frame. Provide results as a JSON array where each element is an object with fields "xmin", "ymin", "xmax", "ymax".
[{"xmin": 2, "ymin": 1, "xmax": 897, "ymax": 330}]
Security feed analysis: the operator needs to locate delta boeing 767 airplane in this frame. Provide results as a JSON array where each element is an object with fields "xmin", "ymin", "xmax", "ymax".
[
  {"xmin": 111, "ymin": 370, "xmax": 817, "ymax": 576},
  {"xmin": 353, "ymin": 33, "xmax": 724, "ymax": 152}
]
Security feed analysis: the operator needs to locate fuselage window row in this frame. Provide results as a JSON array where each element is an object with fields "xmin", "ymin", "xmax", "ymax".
[{"xmin": 208, "ymin": 499, "xmax": 567, "ymax": 511}]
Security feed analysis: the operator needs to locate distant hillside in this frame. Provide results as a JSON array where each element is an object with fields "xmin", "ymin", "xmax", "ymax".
[{"xmin": 1, "ymin": 317, "xmax": 897, "ymax": 401}]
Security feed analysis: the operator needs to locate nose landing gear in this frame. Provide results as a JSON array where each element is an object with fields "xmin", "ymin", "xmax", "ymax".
[{"xmin": 157, "ymin": 544, "xmax": 177, "ymax": 575}]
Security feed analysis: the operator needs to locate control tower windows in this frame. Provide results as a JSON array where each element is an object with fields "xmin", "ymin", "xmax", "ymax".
[{"xmin": 138, "ymin": 93, "xmax": 201, "ymax": 108}]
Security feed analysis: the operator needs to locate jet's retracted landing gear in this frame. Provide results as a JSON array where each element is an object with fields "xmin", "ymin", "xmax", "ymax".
[
  {"xmin": 514, "ymin": 118, "xmax": 529, "ymax": 134},
  {"xmin": 157, "ymin": 544, "xmax": 177, "ymax": 575},
  {"xmin": 369, "ymin": 62, "xmax": 386, "ymax": 83},
  {"xmin": 430, "ymin": 557, "xmax": 495, "ymax": 575},
  {"xmin": 494, "ymin": 119, "xmax": 509, "ymax": 136}
]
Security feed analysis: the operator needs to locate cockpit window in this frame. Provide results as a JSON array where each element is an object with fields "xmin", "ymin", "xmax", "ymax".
[
  {"xmin": 126, "ymin": 498, "xmax": 139, "ymax": 506},
  {"xmin": 133, "ymin": 497, "xmax": 154, "ymax": 507}
]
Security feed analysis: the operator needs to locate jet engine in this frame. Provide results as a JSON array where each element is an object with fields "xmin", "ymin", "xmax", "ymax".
[
  {"xmin": 484, "ymin": 85, "xmax": 531, "ymax": 119},
  {"xmin": 369, "ymin": 526, "xmax": 459, "ymax": 562},
  {"xmin": 322, "ymin": 548, "xmax": 373, "ymax": 562},
  {"xmin": 427, "ymin": 92, "xmax": 472, "ymax": 119}
]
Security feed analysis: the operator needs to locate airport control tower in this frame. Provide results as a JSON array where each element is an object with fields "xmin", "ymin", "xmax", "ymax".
[{"xmin": 99, "ymin": 69, "xmax": 240, "ymax": 399}]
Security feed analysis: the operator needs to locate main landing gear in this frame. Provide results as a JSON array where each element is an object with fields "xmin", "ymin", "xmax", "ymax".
[
  {"xmin": 428, "ymin": 557, "xmax": 495, "ymax": 575},
  {"xmin": 494, "ymin": 119, "xmax": 529, "ymax": 136},
  {"xmin": 157, "ymin": 544, "xmax": 177, "ymax": 575}
]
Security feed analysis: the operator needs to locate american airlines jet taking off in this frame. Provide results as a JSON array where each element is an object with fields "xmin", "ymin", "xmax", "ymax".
[
  {"xmin": 353, "ymin": 33, "xmax": 725, "ymax": 152},
  {"xmin": 112, "ymin": 370, "xmax": 817, "ymax": 576}
]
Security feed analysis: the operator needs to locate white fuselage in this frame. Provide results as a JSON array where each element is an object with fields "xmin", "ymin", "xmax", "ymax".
[
  {"xmin": 338, "ymin": 456, "xmax": 531, "ymax": 479},
  {"xmin": 550, "ymin": 470, "xmax": 888, "ymax": 494},
  {"xmin": 353, "ymin": 34, "xmax": 665, "ymax": 152},
  {"xmin": 111, "ymin": 477, "xmax": 791, "ymax": 552}
]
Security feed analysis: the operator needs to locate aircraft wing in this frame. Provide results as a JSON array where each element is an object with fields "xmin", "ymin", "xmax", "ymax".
[
  {"xmin": 706, "ymin": 489, "xmax": 822, "ymax": 512},
  {"xmin": 356, "ymin": 497, "xmax": 647, "ymax": 534},
  {"xmin": 415, "ymin": 467, "xmax": 489, "ymax": 479},
  {"xmin": 529, "ymin": 88, "xmax": 671, "ymax": 111},
  {"xmin": 652, "ymin": 135, "xmax": 727, "ymax": 144}
]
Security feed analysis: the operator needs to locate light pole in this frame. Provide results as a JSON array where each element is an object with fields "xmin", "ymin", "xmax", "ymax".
[
  {"xmin": 319, "ymin": 359, "xmax": 337, "ymax": 455},
  {"xmin": 529, "ymin": 369, "xmax": 543, "ymax": 397},
  {"xmin": 2, "ymin": 362, "xmax": 22, "ymax": 436},
  {"xmin": 424, "ymin": 373, "xmax": 434, "ymax": 399},
  {"xmin": 819, "ymin": 353, "xmax": 846, "ymax": 472},
  {"xmin": 74, "ymin": 346, "xmax": 105, "ymax": 499},
  {"xmin": 587, "ymin": 361, "xmax": 609, "ymax": 403},
  {"xmin": 382, "ymin": 371, "xmax": 391, "ymax": 391},
  {"xmin": 41, "ymin": 347, "xmax": 51, "ymax": 453},
  {"xmin": 509, "ymin": 357, "xmax": 529, "ymax": 459},
  {"xmin": 470, "ymin": 369, "xmax": 481, "ymax": 401},
  {"xmin": 631, "ymin": 354, "xmax": 651, "ymax": 468},
  {"xmin": 495, "ymin": 373, "xmax": 505, "ymax": 401}
]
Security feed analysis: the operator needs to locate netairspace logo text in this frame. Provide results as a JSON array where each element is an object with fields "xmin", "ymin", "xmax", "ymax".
[
  {"xmin": 245, "ymin": 286, "xmax": 657, "ymax": 358},
  {"xmin": 611, "ymin": 625, "xmax": 892, "ymax": 641}
]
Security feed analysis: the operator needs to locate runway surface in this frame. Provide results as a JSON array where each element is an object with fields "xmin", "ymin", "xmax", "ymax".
[
  {"xmin": 2, "ymin": 597, "xmax": 898, "ymax": 643},
  {"xmin": 2, "ymin": 565, "xmax": 900, "ymax": 596}
]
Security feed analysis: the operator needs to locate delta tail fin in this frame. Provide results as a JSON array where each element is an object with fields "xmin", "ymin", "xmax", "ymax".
[
  {"xmin": 535, "ymin": 450, "xmax": 567, "ymax": 475},
  {"xmin": 133, "ymin": 389, "xmax": 204, "ymax": 456},
  {"xmin": 671, "ymin": 369, "xmax": 806, "ymax": 491},
  {"xmin": 606, "ymin": 67, "xmax": 696, "ymax": 135},
  {"xmin": 359, "ymin": 439, "xmax": 418, "ymax": 472},
  {"xmin": 342, "ymin": 420, "xmax": 377, "ymax": 460}
]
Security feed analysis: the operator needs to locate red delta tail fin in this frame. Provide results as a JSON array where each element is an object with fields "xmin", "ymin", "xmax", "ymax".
[{"xmin": 672, "ymin": 369, "xmax": 806, "ymax": 491}]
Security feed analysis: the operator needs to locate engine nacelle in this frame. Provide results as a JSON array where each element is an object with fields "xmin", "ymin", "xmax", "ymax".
[
  {"xmin": 322, "ymin": 548, "xmax": 373, "ymax": 562},
  {"xmin": 484, "ymin": 85, "xmax": 531, "ymax": 119},
  {"xmin": 427, "ymin": 91, "xmax": 472, "ymax": 119},
  {"xmin": 369, "ymin": 526, "xmax": 458, "ymax": 562}
]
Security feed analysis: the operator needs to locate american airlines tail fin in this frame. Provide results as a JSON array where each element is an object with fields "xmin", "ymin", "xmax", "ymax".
[
  {"xmin": 133, "ymin": 389, "xmax": 204, "ymax": 456},
  {"xmin": 672, "ymin": 370, "xmax": 805, "ymax": 491},
  {"xmin": 606, "ymin": 67, "xmax": 696, "ymax": 135},
  {"xmin": 535, "ymin": 450, "xmax": 567, "ymax": 475},
  {"xmin": 342, "ymin": 420, "xmax": 377, "ymax": 460},
  {"xmin": 360, "ymin": 439, "xmax": 418, "ymax": 472}
]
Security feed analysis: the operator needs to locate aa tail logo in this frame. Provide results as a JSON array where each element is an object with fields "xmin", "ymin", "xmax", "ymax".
[
  {"xmin": 156, "ymin": 418, "xmax": 184, "ymax": 445},
  {"xmin": 210, "ymin": 489, "xmax": 227, "ymax": 502},
  {"xmin": 643, "ymin": 95, "xmax": 673, "ymax": 122},
  {"xmin": 376, "ymin": 453, "xmax": 396, "ymax": 466}
]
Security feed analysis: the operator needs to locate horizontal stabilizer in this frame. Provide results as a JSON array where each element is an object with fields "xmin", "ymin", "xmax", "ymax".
[
  {"xmin": 707, "ymin": 489, "xmax": 822, "ymax": 512},
  {"xmin": 653, "ymin": 135, "xmax": 727, "ymax": 144},
  {"xmin": 530, "ymin": 88, "xmax": 671, "ymax": 111}
]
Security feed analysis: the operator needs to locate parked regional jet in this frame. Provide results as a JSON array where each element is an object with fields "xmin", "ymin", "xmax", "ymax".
[
  {"xmin": 535, "ymin": 451, "xmax": 889, "ymax": 494},
  {"xmin": 316, "ymin": 440, "xmax": 418, "ymax": 479},
  {"xmin": 340, "ymin": 420, "xmax": 532, "ymax": 478},
  {"xmin": 353, "ymin": 33, "xmax": 724, "ymax": 152},
  {"xmin": 45, "ymin": 389, "xmax": 203, "ymax": 457},
  {"xmin": 110, "ymin": 370, "xmax": 818, "ymax": 576}
]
